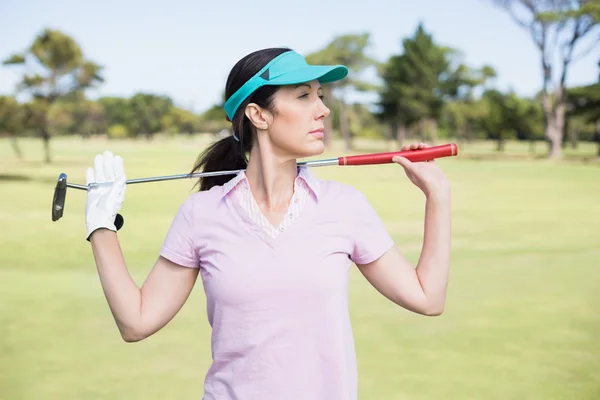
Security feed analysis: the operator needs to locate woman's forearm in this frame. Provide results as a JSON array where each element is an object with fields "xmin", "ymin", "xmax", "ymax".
[
  {"xmin": 415, "ymin": 189, "xmax": 452, "ymax": 312},
  {"xmin": 90, "ymin": 229, "xmax": 143, "ymax": 341}
]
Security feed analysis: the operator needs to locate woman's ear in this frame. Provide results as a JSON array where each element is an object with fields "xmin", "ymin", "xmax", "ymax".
[{"xmin": 244, "ymin": 103, "xmax": 270, "ymax": 131}]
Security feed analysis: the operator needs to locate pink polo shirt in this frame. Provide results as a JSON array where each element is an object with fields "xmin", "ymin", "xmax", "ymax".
[{"xmin": 159, "ymin": 166, "xmax": 395, "ymax": 400}]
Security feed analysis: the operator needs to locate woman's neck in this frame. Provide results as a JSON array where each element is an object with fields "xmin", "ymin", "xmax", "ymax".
[{"xmin": 245, "ymin": 144, "xmax": 297, "ymax": 212}]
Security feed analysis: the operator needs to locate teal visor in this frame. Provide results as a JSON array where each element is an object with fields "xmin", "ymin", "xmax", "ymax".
[{"xmin": 224, "ymin": 51, "xmax": 349, "ymax": 120}]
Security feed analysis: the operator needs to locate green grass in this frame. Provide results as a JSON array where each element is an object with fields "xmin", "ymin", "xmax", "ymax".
[{"xmin": 1, "ymin": 136, "xmax": 599, "ymax": 399}]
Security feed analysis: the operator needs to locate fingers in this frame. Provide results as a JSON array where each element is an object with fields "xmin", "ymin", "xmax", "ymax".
[
  {"xmin": 114, "ymin": 155, "xmax": 127, "ymax": 201},
  {"xmin": 401, "ymin": 142, "xmax": 429, "ymax": 151},
  {"xmin": 103, "ymin": 151, "xmax": 115, "ymax": 182},
  {"xmin": 91, "ymin": 151, "xmax": 125, "ymax": 185},
  {"xmin": 113, "ymin": 155, "xmax": 126, "ymax": 183},
  {"xmin": 94, "ymin": 154, "xmax": 106, "ymax": 183},
  {"xmin": 392, "ymin": 156, "xmax": 412, "ymax": 170},
  {"xmin": 86, "ymin": 167, "xmax": 94, "ymax": 186}
]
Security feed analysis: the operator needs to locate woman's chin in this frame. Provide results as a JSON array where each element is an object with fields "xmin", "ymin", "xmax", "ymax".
[{"xmin": 298, "ymin": 141, "xmax": 325, "ymax": 158}]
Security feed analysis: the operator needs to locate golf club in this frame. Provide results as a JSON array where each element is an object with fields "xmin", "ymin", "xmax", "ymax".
[{"xmin": 51, "ymin": 143, "xmax": 458, "ymax": 226}]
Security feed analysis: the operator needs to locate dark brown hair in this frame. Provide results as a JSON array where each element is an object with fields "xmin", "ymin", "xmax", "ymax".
[{"xmin": 190, "ymin": 47, "xmax": 293, "ymax": 191}]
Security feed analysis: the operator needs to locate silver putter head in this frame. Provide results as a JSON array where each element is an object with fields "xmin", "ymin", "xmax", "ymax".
[
  {"xmin": 52, "ymin": 173, "xmax": 68, "ymax": 221},
  {"xmin": 52, "ymin": 173, "xmax": 124, "ymax": 231}
]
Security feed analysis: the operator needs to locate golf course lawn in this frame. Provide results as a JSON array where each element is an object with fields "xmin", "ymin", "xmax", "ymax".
[{"xmin": 1, "ymin": 136, "xmax": 599, "ymax": 399}]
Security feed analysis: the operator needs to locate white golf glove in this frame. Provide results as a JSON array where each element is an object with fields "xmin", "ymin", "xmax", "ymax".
[{"xmin": 85, "ymin": 151, "xmax": 127, "ymax": 241}]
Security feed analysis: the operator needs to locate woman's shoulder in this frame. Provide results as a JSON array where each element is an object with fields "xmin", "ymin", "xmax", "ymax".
[
  {"xmin": 176, "ymin": 184, "xmax": 229, "ymax": 213},
  {"xmin": 316, "ymin": 177, "xmax": 368, "ymax": 206},
  {"xmin": 299, "ymin": 167, "xmax": 358, "ymax": 198}
]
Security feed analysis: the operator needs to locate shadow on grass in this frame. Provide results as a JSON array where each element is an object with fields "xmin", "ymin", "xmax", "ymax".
[
  {"xmin": 0, "ymin": 174, "xmax": 63, "ymax": 186},
  {"xmin": 20, "ymin": 160, "xmax": 92, "ymax": 168},
  {"xmin": 0, "ymin": 174, "xmax": 33, "ymax": 182}
]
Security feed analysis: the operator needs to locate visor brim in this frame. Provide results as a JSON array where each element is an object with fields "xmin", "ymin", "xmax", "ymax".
[{"xmin": 268, "ymin": 65, "xmax": 348, "ymax": 86}]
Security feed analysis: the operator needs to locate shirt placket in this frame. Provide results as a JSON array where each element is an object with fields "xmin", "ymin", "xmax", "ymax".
[{"xmin": 236, "ymin": 177, "xmax": 307, "ymax": 239}]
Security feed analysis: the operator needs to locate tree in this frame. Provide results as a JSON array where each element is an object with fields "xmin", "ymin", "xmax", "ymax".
[
  {"xmin": 378, "ymin": 52, "xmax": 422, "ymax": 146},
  {"xmin": 0, "ymin": 96, "xmax": 25, "ymax": 158},
  {"xmin": 443, "ymin": 99, "xmax": 488, "ymax": 143},
  {"xmin": 2, "ymin": 28, "xmax": 103, "ymax": 162},
  {"xmin": 441, "ymin": 58, "xmax": 498, "ymax": 143},
  {"xmin": 378, "ymin": 24, "xmax": 490, "ymax": 146},
  {"xmin": 162, "ymin": 107, "xmax": 203, "ymax": 135},
  {"xmin": 490, "ymin": 0, "xmax": 600, "ymax": 158},
  {"xmin": 478, "ymin": 89, "xmax": 545, "ymax": 151},
  {"xmin": 98, "ymin": 96, "xmax": 135, "ymax": 137},
  {"xmin": 197, "ymin": 104, "xmax": 230, "ymax": 134},
  {"xmin": 480, "ymin": 89, "xmax": 517, "ymax": 151},
  {"xmin": 127, "ymin": 93, "xmax": 173, "ymax": 139},
  {"xmin": 306, "ymin": 33, "xmax": 379, "ymax": 150},
  {"xmin": 46, "ymin": 100, "xmax": 75, "ymax": 137},
  {"xmin": 513, "ymin": 95, "xmax": 546, "ymax": 151},
  {"xmin": 567, "ymin": 82, "xmax": 600, "ymax": 122},
  {"xmin": 566, "ymin": 75, "xmax": 600, "ymax": 156},
  {"xmin": 71, "ymin": 98, "xmax": 107, "ymax": 137}
]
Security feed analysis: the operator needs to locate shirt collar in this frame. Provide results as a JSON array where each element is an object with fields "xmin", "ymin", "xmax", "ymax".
[
  {"xmin": 297, "ymin": 166, "xmax": 321, "ymax": 199},
  {"xmin": 220, "ymin": 166, "xmax": 321, "ymax": 200},
  {"xmin": 220, "ymin": 170, "xmax": 247, "ymax": 198}
]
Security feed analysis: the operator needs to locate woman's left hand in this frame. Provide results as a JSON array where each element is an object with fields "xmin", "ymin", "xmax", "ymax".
[{"xmin": 392, "ymin": 142, "xmax": 450, "ymax": 198}]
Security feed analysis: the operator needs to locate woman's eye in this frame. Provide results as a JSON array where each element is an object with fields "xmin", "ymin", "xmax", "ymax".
[{"xmin": 299, "ymin": 92, "xmax": 325, "ymax": 100}]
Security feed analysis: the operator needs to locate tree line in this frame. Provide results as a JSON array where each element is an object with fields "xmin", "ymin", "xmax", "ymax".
[{"xmin": 1, "ymin": 0, "xmax": 599, "ymax": 163}]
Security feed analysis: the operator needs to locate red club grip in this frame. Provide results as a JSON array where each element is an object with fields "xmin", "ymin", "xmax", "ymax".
[{"xmin": 338, "ymin": 143, "xmax": 458, "ymax": 166}]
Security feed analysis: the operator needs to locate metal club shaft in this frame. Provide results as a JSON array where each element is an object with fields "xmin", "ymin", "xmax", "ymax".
[
  {"xmin": 53, "ymin": 144, "xmax": 458, "ymax": 223},
  {"xmin": 67, "ymin": 158, "xmax": 340, "ymax": 191}
]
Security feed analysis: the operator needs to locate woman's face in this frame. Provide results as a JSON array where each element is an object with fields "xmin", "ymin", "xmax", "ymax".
[{"xmin": 259, "ymin": 80, "xmax": 331, "ymax": 159}]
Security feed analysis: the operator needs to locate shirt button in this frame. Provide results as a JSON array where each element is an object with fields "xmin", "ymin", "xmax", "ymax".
[{"xmin": 279, "ymin": 226, "xmax": 285, "ymax": 231}]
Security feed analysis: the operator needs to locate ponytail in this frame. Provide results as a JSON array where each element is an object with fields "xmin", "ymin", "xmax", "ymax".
[{"xmin": 190, "ymin": 133, "xmax": 248, "ymax": 191}]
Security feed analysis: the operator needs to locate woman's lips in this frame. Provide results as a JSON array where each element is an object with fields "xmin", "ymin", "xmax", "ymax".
[{"xmin": 309, "ymin": 129, "xmax": 324, "ymax": 139}]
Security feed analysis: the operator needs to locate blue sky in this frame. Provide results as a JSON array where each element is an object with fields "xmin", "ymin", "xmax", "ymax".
[{"xmin": 1, "ymin": 0, "xmax": 598, "ymax": 113}]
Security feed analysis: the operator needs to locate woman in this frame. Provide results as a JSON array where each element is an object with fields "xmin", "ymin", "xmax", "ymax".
[{"xmin": 85, "ymin": 47, "xmax": 451, "ymax": 400}]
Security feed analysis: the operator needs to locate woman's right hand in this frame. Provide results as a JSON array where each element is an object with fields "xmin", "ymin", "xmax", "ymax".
[
  {"xmin": 85, "ymin": 151, "xmax": 127, "ymax": 241},
  {"xmin": 392, "ymin": 142, "xmax": 450, "ymax": 199}
]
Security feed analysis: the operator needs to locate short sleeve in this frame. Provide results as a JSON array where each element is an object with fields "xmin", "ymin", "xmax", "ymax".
[
  {"xmin": 159, "ymin": 196, "xmax": 199, "ymax": 268},
  {"xmin": 349, "ymin": 190, "xmax": 395, "ymax": 265}
]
